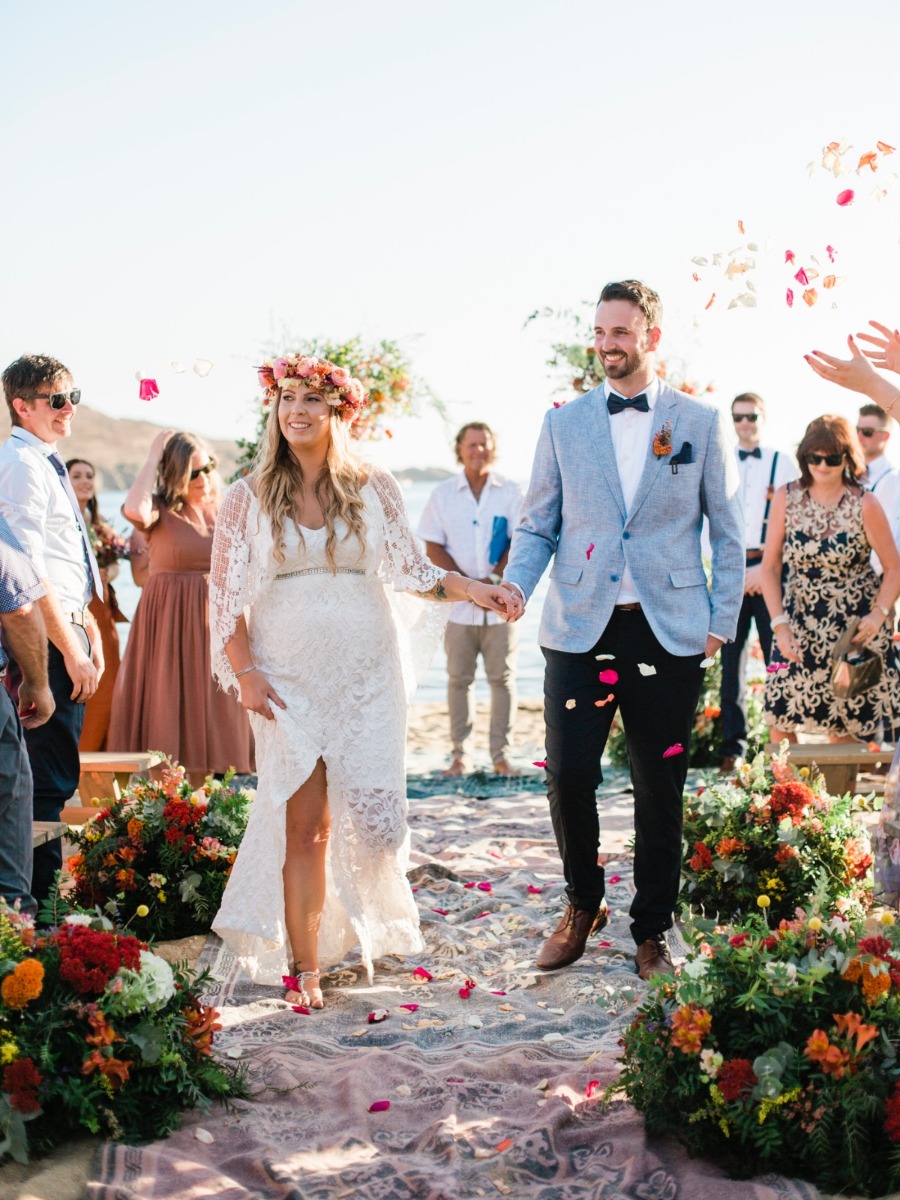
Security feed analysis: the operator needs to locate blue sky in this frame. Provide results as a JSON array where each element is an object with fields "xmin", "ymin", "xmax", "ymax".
[{"xmin": 3, "ymin": 0, "xmax": 900, "ymax": 477}]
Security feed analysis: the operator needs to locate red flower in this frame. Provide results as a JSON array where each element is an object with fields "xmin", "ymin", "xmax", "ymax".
[
  {"xmin": 769, "ymin": 780, "xmax": 815, "ymax": 817},
  {"xmin": 886, "ymin": 1083, "xmax": 900, "ymax": 1142},
  {"xmin": 729, "ymin": 933, "xmax": 750, "ymax": 948},
  {"xmin": 689, "ymin": 841, "xmax": 714, "ymax": 872},
  {"xmin": 775, "ymin": 844, "xmax": 799, "ymax": 866},
  {"xmin": 3, "ymin": 1057, "xmax": 43, "ymax": 1114},
  {"xmin": 716, "ymin": 1058, "xmax": 757, "ymax": 1102},
  {"xmin": 760, "ymin": 936, "xmax": 778, "ymax": 951},
  {"xmin": 55, "ymin": 924, "xmax": 143, "ymax": 995}
]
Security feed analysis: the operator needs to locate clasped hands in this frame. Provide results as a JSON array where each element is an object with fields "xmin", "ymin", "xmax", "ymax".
[{"xmin": 470, "ymin": 579, "xmax": 524, "ymax": 622}]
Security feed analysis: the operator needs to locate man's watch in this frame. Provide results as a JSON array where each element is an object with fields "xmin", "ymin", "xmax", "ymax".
[{"xmin": 488, "ymin": 573, "xmax": 502, "ymax": 585}]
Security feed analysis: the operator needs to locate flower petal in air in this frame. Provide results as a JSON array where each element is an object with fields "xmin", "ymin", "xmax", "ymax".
[
  {"xmin": 786, "ymin": 289, "xmax": 794, "ymax": 308},
  {"xmin": 138, "ymin": 378, "xmax": 159, "ymax": 401},
  {"xmin": 878, "ymin": 141, "xmax": 895, "ymax": 154},
  {"xmin": 585, "ymin": 1080, "xmax": 601, "ymax": 1099},
  {"xmin": 858, "ymin": 151, "xmax": 879, "ymax": 172},
  {"xmin": 171, "ymin": 361, "xmax": 186, "ymax": 373},
  {"xmin": 692, "ymin": 272, "xmax": 700, "ymax": 282},
  {"xmin": 368, "ymin": 1010, "xmax": 389, "ymax": 1024},
  {"xmin": 836, "ymin": 189, "xmax": 855, "ymax": 206},
  {"xmin": 368, "ymin": 1100, "xmax": 391, "ymax": 1113},
  {"xmin": 785, "ymin": 249, "xmax": 796, "ymax": 264},
  {"xmin": 533, "ymin": 760, "xmax": 547, "ymax": 768},
  {"xmin": 412, "ymin": 966, "xmax": 433, "ymax": 981},
  {"xmin": 691, "ymin": 256, "xmax": 708, "ymax": 266},
  {"xmin": 803, "ymin": 288, "xmax": 818, "ymax": 307},
  {"xmin": 193, "ymin": 359, "xmax": 214, "ymax": 377},
  {"xmin": 704, "ymin": 293, "xmax": 716, "ymax": 310},
  {"xmin": 598, "ymin": 669, "xmax": 618, "ymax": 684},
  {"xmin": 737, "ymin": 219, "xmax": 745, "ymax": 234},
  {"xmin": 586, "ymin": 543, "xmax": 595, "ymax": 560},
  {"xmin": 794, "ymin": 267, "xmax": 809, "ymax": 285},
  {"xmin": 826, "ymin": 244, "xmax": 836, "ymax": 261},
  {"xmin": 638, "ymin": 663, "xmax": 657, "ymax": 676},
  {"xmin": 662, "ymin": 744, "xmax": 684, "ymax": 759}
]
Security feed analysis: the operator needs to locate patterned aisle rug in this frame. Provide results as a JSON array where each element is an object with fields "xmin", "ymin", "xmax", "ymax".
[{"xmin": 86, "ymin": 784, "xmax": 819, "ymax": 1200}]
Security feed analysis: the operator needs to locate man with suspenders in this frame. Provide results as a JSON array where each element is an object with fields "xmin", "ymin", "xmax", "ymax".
[
  {"xmin": 719, "ymin": 392, "xmax": 798, "ymax": 774},
  {"xmin": 857, "ymin": 404, "xmax": 900, "ymax": 573}
]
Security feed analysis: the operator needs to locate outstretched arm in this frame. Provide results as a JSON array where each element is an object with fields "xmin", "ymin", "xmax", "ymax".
[
  {"xmin": 856, "ymin": 320, "xmax": 900, "ymax": 375},
  {"xmin": 805, "ymin": 336, "xmax": 900, "ymax": 419}
]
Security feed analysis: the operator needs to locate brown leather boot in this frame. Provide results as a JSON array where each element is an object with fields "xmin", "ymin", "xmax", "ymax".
[
  {"xmin": 634, "ymin": 934, "xmax": 674, "ymax": 981},
  {"xmin": 536, "ymin": 902, "xmax": 609, "ymax": 970}
]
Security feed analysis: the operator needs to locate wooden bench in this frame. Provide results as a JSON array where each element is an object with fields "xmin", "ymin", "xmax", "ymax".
[
  {"xmin": 77, "ymin": 751, "xmax": 165, "ymax": 805},
  {"xmin": 32, "ymin": 819, "xmax": 67, "ymax": 848},
  {"xmin": 765, "ymin": 742, "xmax": 893, "ymax": 796}
]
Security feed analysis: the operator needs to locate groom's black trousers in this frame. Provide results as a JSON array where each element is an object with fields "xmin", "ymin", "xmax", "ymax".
[{"xmin": 542, "ymin": 607, "xmax": 704, "ymax": 945}]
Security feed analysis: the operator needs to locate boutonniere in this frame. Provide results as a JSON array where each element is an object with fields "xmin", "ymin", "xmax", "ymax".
[{"xmin": 653, "ymin": 420, "xmax": 673, "ymax": 458}]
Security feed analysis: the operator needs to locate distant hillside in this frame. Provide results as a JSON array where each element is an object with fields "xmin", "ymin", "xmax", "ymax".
[{"xmin": 0, "ymin": 406, "xmax": 240, "ymax": 490}]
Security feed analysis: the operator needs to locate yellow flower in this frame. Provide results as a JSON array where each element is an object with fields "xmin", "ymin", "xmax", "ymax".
[
  {"xmin": 0, "ymin": 1040, "xmax": 19, "ymax": 1064},
  {"xmin": 880, "ymin": 912, "xmax": 896, "ymax": 927},
  {"xmin": 808, "ymin": 917, "xmax": 823, "ymax": 932},
  {"xmin": 158, "ymin": 891, "xmax": 167, "ymax": 903},
  {"xmin": 799, "ymin": 767, "xmax": 810, "ymax": 778},
  {"xmin": 757, "ymin": 895, "xmax": 771, "ymax": 909},
  {"xmin": 135, "ymin": 905, "xmax": 149, "ymax": 918}
]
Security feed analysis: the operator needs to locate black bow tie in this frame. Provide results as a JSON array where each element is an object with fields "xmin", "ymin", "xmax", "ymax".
[
  {"xmin": 738, "ymin": 447, "xmax": 762, "ymax": 460},
  {"xmin": 607, "ymin": 392, "xmax": 649, "ymax": 415}
]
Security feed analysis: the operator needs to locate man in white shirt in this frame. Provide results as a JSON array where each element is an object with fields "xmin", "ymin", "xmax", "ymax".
[
  {"xmin": 419, "ymin": 423, "xmax": 523, "ymax": 776},
  {"xmin": 858, "ymin": 403, "xmax": 900, "ymax": 570},
  {"xmin": 0, "ymin": 354, "xmax": 103, "ymax": 906},
  {"xmin": 719, "ymin": 393, "xmax": 799, "ymax": 774}
]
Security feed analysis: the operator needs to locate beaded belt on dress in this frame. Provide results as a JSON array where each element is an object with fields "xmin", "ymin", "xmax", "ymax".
[{"xmin": 275, "ymin": 567, "xmax": 366, "ymax": 579}]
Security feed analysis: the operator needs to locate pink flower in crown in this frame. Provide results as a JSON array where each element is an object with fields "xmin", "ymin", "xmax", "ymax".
[
  {"xmin": 296, "ymin": 358, "xmax": 318, "ymax": 379},
  {"xmin": 272, "ymin": 357, "xmax": 289, "ymax": 380},
  {"xmin": 257, "ymin": 365, "xmax": 276, "ymax": 390},
  {"xmin": 329, "ymin": 367, "xmax": 350, "ymax": 387}
]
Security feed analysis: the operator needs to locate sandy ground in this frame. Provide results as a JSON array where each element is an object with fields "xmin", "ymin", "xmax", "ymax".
[{"xmin": 406, "ymin": 698, "xmax": 547, "ymax": 774}]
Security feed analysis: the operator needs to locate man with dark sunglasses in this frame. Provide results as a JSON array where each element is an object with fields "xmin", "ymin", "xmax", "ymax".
[
  {"xmin": 857, "ymin": 404, "xmax": 900, "ymax": 574},
  {"xmin": 718, "ymin": 393, "xmax": 797, "ymax": 775},
  {"xmin": 0, "ymin": 354, "xmax": 103, "ymax": 907}
]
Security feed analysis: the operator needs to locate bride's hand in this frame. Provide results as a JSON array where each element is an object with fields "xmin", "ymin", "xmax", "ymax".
[
  {"xmin": 238, "ymin": 669, "xmax": 287, "ymax": 719},
  {"xmin": 466, "ymin": 580, "xmax": 523, "ymax": 622}
]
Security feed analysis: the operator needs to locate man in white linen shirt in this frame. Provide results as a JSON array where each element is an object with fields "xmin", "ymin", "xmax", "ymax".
[
  {"xmin": 718, "ymin": 392, "xmax": 799, "ymax": 774},
  {"xmin": 419, "ymin": 422, "xmax": 523, "ymax": 776},
  {"xmin": 858, "ymin": 403, "xmax": 900, "ymax": 572},
  {"xmin": 0, "ymin": 354, "xmax": 103, "ymax": 907}
]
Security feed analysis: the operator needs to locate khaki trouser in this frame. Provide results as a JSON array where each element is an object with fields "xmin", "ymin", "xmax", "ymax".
[{"xmin": 445, "ymin": 621, "xmax": 519, "ymax": 763}]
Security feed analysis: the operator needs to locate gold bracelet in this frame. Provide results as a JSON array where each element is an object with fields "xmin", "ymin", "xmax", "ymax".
[{"xmin": 464, "ymin": 580, "xmax": 475, "ymax": 601}]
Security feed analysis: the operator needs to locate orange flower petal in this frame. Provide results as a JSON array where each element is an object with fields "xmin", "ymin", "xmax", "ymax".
[{"xmin": 803, "ymin": 288, "xmax": 818, "ymax": 307}]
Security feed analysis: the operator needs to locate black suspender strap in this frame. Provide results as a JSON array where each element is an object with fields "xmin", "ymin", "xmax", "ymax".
[{"xmin": 759, "ymin": 451, "xmax": 779, "ymax": 548}]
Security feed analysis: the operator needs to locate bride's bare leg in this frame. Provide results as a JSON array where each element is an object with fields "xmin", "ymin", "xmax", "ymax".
[{"xmin": 283, "ymin": 757, "xmax": 329, "ymax": 1009}]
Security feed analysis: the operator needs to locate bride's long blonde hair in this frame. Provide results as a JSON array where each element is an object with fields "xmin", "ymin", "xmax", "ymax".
[{"xmin": 254, "ymin": 395, "xmax": 368, "ymax": 568}]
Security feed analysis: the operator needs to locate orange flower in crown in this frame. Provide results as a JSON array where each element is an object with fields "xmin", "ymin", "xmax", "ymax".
[{"xmin": 256, "ymin": 354, "xmax": 369, "ymax": 423}]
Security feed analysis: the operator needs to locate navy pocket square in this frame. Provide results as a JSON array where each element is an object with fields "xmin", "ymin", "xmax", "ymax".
[{"xmin": 670, "ymin": 442, "xmax": 694, "ymax": 473}]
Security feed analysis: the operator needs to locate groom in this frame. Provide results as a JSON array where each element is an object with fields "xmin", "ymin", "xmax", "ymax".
[{"xmin": 504, "ymin": 280, "xmax": 744, "ymax": 980}]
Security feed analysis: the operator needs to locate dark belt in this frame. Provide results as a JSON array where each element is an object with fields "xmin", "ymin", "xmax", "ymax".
[
  {"xmin": 615, "ymin": 602, "xmax": 642, "ymax": 612},
  {"xmin": 745, "ymin": 549, "xmax": 763, "ymax": 563}
]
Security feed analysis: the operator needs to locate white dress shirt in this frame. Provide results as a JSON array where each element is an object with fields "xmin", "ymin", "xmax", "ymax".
[
  {"xmin": 735, "ymin": 445, "xmax": 799, "ymax": 550},
  {"xmin": 0, "ymin": 427, "xmax": 94, "ymax": 612},
  {"xmin": 605, "ymin": 376, "xmax": 662, "ymax": 605},
  {"xmin": 865, "ymin": 453, "xmax": 900, "ymax": 573},
  {"xmin": 418, "ymin": 470, "xmax": 523, "ymax": 625}
]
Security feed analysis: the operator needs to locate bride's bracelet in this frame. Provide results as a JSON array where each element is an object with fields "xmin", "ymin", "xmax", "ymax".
[
  {"xmin": 464, "ymin": 580, "xmax": 476, "ymax": 601},
  {"xmin": 235, "ymin": 664, "xmax": 259, "ymax": 679},
  {"xmin": 771, "ymin": 614, "xmax": 791, "ymax": 632}
]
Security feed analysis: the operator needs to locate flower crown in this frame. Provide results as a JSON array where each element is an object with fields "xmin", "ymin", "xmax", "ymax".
[{"xmin": 256, "ymin": 355, "xmax": 368, "ymax": 423}]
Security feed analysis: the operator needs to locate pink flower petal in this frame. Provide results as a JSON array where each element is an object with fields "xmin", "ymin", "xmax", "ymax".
[
  {"xmin": 585, "ymin": 1080, "xmax": 601, "ymax": 1099},
  {"xmin": 138, "ymin": 377, "xmax": 159, "ymax": 401},
  {"xmin": 837, "ymin": 189, "xmax": 855, "ymax": 206},
  {"xmin": 608, "ymin": 875, "xmax": 621, "ymax": 885},
  {"xmin": 282, "ymin": 975, "xmax": 299, "ymax": 991},
  {"xmin": 399, "ymin": 1003, "xmax": 419, "ymax": 1012},
  {"xmin": 552, "ymin": 400, "xmax": 567, "ymax": 409},
  {"xmin": 368, "ymin": 1100, "xmax": 391, "ymax": 1113},
  {"xmin": 598, "ymin": 669, "xmax": 618, "ymax": 685},
  {"xmin": 463, "ymin": 882, "xmax": 476, "ymax": 889},
  {"xmin": 291, "ymin": 1005, "xmax": 311, "ymax": 1014},
  {"xmin": 785, "ymin": 249, "xmax": 796, "ymax": 264},
  {"xmin": 533, "ymin": 760, "xmax": 547, "ymax": 768},
  {"xmin": 476, "ymin": 911, "xmax": 491, "ymax": 919},
  {"xmin": 794, "ymin": 267, "xmax": 809, "ymax": 285},
  {"xmin": 368, "ymin": 1010, "xmax": 389, "ymax": 1024},
  {"xmin": 489, "ymin": 990, "xmax": 507, "ymax": 995},
  {"xmin": 412, "ymin": 966, "xmax": 433, "ymax": 981},
  {"xmin": 465, "ymin": 978, "xmax": 477, "ymax": 989},
  {"xmin": 458, "ymin": 987, "xmax": 471, "ymax": 999},
  {"xmin": 586, "ymin": 543, "xmax": 595, "ymax": 560},
  {"xmin": 786, "ymin": 288, "xmax": 794, "ymax": 308},
  {"xmin": 527, "ymin": 885, "xmax": 543, "ymax": 894},
  {"xmin": 826, "ymin": 244, "xmax": 836, "ymax": 262},
  {"xmin": 489, "ymin": 851, "xmax": 502, "ymax": 859},
  {"xmin": 477, "ymin": 882, "xmax": 492, "ymax": 893},
  {"xmin": 446, "ymin": 1077, "xmax": 464, "ymax": 1083},
  {"xmin": 598, "ymin": 941, "xmax": 612, "ymax": 947},
  {"xmin": 662, "ymin": 743, "xmax": 684, "ymax": 758},
  {"xmin": 431, "ymin": 908, "xmax": 449, "ymax": 915}
]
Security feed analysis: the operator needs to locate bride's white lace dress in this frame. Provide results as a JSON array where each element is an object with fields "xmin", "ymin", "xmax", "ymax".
[{"xmin": 208, "ymin": 467, "xmax": 446, "ymax": 983}]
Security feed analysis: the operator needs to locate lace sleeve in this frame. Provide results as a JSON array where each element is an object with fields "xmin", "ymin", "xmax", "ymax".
[
  {"xmin": 369, "ymin": 465, "xmax": 446, "ymax": 594},
  {"xmin": 209, "ymin": 480, "xmax": 254, "ymax": 695}
]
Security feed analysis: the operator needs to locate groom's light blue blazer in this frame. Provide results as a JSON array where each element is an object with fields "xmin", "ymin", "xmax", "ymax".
[{"xmin": 505, "ymin": 381, "xmax": 745, "ymax": 657}]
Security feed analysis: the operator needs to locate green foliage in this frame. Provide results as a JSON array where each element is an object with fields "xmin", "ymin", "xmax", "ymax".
[
  {"xmin": 64, "ymin": 762, "xmax": 252, "ymax": 941},
  {"xmin": 609, "ymin": 911, "xmax": 900, "ymax": 1195},
  {"xmin": 235, "ymin": 334, "xmax": 445, "ymax": 477}
]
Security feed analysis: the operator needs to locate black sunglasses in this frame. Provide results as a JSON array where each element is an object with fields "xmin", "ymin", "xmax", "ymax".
[
  {"xmin": 732, "ymin": 412, "xmax": 759, "ymax": 423},
  {"xmin": 805, "ymin": 452, "xmax": 844, "ymax": 467},
  {"xmin": 190, "ymin": 461, "xmax": 216, "ymax": 480},
  {"xmin": 855, "ymin": 427, "xmax": 880, "ymax": 438},
  {"xmin": 32, "ymin": 390, "xmax": 81, "ymax": 410}
]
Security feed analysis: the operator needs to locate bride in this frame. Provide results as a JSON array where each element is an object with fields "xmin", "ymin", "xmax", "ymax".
[{"xmin": 209, "ymin": 355, "xmax": 520, "ymax": 1009}]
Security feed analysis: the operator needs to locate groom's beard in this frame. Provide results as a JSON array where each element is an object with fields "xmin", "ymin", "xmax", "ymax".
[{"xmin": 600, "ymin": 346, "xmax": 649, "ymax": 381}]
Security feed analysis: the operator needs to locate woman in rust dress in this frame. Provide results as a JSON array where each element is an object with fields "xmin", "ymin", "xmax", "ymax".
[
  {"xmin": 67, "ymin": 458, "xmax": 128, "ymax": 751},
  {"xmin": 108, "ymin": 430, "xmax": 253, "ymax": 781}
]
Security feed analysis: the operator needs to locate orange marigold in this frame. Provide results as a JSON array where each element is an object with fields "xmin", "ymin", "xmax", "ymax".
[
  {"xmin": 1, "ymin": 958, "xmax": 44, "ymax": 1009},
  {"xmin": 669, "ymin": 1004, "xmax": 712, "ymax": 1054},
  {"xmin": 715, "ymin": 836, "xmax": 747, "ymax": 859},
  {"xmin": 127, "ymin": 817, "xmax": 143, "ymax": 840}
]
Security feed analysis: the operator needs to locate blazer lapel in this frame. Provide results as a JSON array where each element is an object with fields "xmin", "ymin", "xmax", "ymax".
[
  {"xmin": 585, "ymin": 390, "xmax": 627, "ymax": 519},
  {"xmin": 625, "ymin": 390, "xmax": 679, "ymax": 526}
]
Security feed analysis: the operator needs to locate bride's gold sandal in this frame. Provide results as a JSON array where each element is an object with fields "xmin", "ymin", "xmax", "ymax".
[{"xmin": 285, "ymin": 964, "xmax": 324, "ymax": 1010}]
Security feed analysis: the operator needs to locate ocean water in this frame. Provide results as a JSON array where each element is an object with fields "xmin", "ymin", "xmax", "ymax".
[{"xmin": 100, "ymin": 480, "xmax": 549, "ymax": 703}]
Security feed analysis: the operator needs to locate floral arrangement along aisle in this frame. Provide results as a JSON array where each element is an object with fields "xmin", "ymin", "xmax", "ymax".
[
  {"xmin": 679, "ymin": 748, "xmax": 873, "ymax": 923},
  {"xmin": 235, "ymin": 335, "xmax": 443, "ymax": 475},
  {"xmin": 0, "ymin": 903, "xmax": 245, "ymax": 1162},
  {"xmin": 65, "ymin": 764, "xmax": 252, "ymax": 941},
  {"xmin": 611, "ymin": 910, "xmax": 900, "ymax": 1197}
]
